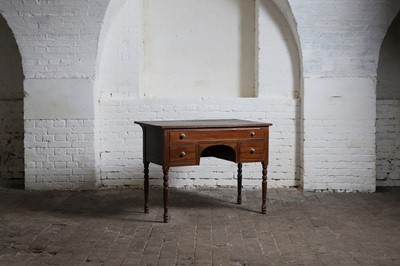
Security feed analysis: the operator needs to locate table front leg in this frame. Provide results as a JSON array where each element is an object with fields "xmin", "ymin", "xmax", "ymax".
[
  {"xmin": 261, "ymin": 163, "xmax": 268, "ymax": 214},
  {"xmin": 237, "ymin": 163, "xmax": 242, "ymax": 205},
  {"xmin": 144, "ymin": 162, "xmax": 150, "ymax": 213},
  {"xmin": 163, "ymin": 167, "xmax": 170, "ymax": 223}
]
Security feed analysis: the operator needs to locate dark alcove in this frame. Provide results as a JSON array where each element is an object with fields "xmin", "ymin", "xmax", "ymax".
[{"xmin": 0, "ymin": 14, "xmax": 24, "ymax": 188}]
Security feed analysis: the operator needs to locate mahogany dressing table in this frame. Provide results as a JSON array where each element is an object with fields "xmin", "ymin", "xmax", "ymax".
[{"xmin": 135, "ymin": 119, "xmax": 272, "ymax": 223}]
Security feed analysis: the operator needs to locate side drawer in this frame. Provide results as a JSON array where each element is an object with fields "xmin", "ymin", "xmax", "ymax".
[
  {"xmin": 169, "ymin": 144, "xmax": 198, "ymax": 166},
  {"xmin": 170, "ymin": 128, "xmax": 265, "ymax": 142},
  {"xmin": 239, "ymin": 140, "xmax": 266, "ymax": 162}
]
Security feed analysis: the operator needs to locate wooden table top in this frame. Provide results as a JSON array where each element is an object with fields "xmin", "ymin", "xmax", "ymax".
[{"xmin": 135, "ymin": 119, "xmax": 272, "ymax": 129}]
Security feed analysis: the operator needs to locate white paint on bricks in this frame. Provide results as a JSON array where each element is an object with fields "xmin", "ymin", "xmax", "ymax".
[
  {"xmin": 24, "ymin": 119, "xmax": 97, "ymax": 190},
  {"xmin": 24, "ymin": 79, "xmax": 95, "ymax": 119},
  {"xmin": 303, "ymin": 77, "xmax": 376, "ymax": 120},
  {"xmin": 302, "ymin": 77, "xmax": 377, "ymax": 192},
  {"xmin": 143, "ymin": 0, "xmax": 256, "ymax": 98},
  {"xmin": 97, "ymin": 98, "xmax": 301, "ymax": 189},
  {"xmin": 257, "ymin": 0, "xmax": 300, "ymax": 99},
  {"xmin": 0, "ymin": 0, "xmax": 399, "ymax": 191}
]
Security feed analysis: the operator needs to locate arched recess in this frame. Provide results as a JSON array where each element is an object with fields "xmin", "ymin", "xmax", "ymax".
[
  {"xmin": 0, "ymin": 14, "xmax": 24, "ymax": 188},
  {"xmin": 94, "ymin": 0, "xmax": 141, "ymax": 187},
  {"xmin": 95, "ymin": 0, "xmax": 139, "ymax": 100},
  {"xmin": 258, "ymin": 0, "xmax": 304, "ymax": 188},
  {"xmin": 376, "ymin": 11, "xmax": 400, "ymax": 187},
  {"xmin": 94, "ymin": 0, "xmax": 305, "ymax": 189},
  {"xmin": 258, "ymin": 0, "xmax": 301, "ymax": 99}
]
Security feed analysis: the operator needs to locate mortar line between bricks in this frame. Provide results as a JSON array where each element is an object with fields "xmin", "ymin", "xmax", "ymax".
[
  {"xmin": 271, "ymin": 232, "xmax": 282, "ymax": 257},
  {"xmin": 255, "ymin": 224, "xmax": 267, "ymax": 260},
  {"xmin": 138, "ymin": 224, "xmax": 153, "ymax": 264},
  {"xmin": 27, "ymin": 223, "xmax": 52, "ymax": 251},
  {"xmin": 155, "ymin": 225, "xmax": 168, "ymax": 264},
  {"xmin": 194, "ymin": 222, "xmax": 199, "ymax": 262}
]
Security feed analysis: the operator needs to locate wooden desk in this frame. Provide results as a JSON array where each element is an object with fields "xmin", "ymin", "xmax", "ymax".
[{"xmin": 135, "ymin": 119, "xmax": 272, "ymax": 223}]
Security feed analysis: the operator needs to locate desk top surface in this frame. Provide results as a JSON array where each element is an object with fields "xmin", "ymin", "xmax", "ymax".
[{"xmin": 135, "ymin": 119, "xmax": 272, "ymax": 129}]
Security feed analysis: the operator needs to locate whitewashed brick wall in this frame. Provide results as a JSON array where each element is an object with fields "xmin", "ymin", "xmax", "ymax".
[
  {"xmin": 98, "ymin": 98, "xmax": 300, "ymax": 188},
  {"xmin": 302, "ymin": 78, "xmax": 377, "ymax": 192},
  {"xmin": 0, "ymin": 0, "xmax": 399, "ymax": 191},
  {"xmin": 290, "ymin": 0, "xmax": 400, "ymax": 78},
  {"xmin": 24, "ymin": 119, "xmax": 96, "ymax": 190},
  {"xmin": 0, "ymin": 0, "xmax": 114, "ymax": 190},
  {"xmin": 291, "ymin": 0, "xmax": 400, "ymax": 191},
  {"xmin": 258, "ymin": 0, "xmax": 300, "ymax": 99},
  {"xmin": 95, "ymin": 0, "xmax": 301, "ymax": 188},
  {"xmin": 0, "ymin": 0, "xmax": 111, "ymax": 79},
  {"xmin": 97, "ymin": 0, "xmax": 140, "ymax": 99}
]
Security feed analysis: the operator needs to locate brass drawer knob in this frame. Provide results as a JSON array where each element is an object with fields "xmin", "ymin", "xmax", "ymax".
[
  {"xmin": 179, "ymin": 133, "xmax": 186, "ymax": 139},
  {"xmin": 250, "ymin": 148, "xmax": 256, "ymax": 154},
  {"xmin": 180, "ymin": 151, "xmax": 186, "ymax": 158},
  {"xmin": 250, "ymin": 132, "xmax": 256, "ymax": 137}
]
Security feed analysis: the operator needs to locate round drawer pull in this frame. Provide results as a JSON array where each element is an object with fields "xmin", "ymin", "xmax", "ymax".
[
  {"xmin": 250, "ymin": 132, "xmax": 256, "ymax": 137},
  {"xmin": 250, "ymin": 148, "xmax": 256, "ymax": 154},
  {"xmin": 179, "ymin": 151, "xmax": 186, "ymax": 158},
  {"xmin": 179, "ymin": 133, "xmax": 186, "ymax": 139}
]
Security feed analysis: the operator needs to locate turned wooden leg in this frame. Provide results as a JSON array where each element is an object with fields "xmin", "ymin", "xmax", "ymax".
[
  {"xmin": 163, "ymin": 167, "xmax": 170, "ymax": 223},
  {"xmin": 144, "ymin": 162, "xmax": 150, "ymax": 213},
  {"xmin": 261, "ymin": 163, "xmax": 268, "ymax": 214},
  {"xmin": 237, "ymin": 163, "xmax": 242, "ymax": 205}
]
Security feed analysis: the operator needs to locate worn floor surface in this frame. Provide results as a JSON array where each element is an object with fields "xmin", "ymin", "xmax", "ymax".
[{"xmin": 0, "ymin": 187, "xmax": 399, "ymax": 266}]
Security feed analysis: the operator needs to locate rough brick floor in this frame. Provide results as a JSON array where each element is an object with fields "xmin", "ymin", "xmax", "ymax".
[{"xmin": 0, "ymin": 187, "xmax": 399, "ymax": 266}]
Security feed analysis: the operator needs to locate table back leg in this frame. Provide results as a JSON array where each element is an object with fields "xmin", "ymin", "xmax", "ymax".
[
  {"xmin": 237, "ymin": 163, "xmax": 243, "ymax": 205},
  {"xmin": 144, "ymin": 162, "xmax": 150, "ymax": 213},
  {"xmin": 163, "ymin": 167, "xmax": 170, "ymax": 223}
]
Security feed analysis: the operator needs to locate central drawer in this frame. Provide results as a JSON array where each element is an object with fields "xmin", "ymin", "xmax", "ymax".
[{"xmin": 169, "ymin": 128, "xmax": 264, "ymax": 143}]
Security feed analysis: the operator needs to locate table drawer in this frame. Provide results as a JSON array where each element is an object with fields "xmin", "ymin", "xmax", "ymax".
[
  {"xmin": 240, "ymin": 141, "xmax": 265, "ymax": 162},
  {"xmin": 170, "ymin": 128, "xmax": 264, "ymax": 143},
  {"xmin": 170, "ymin": 144, "xmax": 198, "ymax": 166}
]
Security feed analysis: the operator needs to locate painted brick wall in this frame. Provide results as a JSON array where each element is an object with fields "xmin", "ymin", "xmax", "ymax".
[
  {"xmin": 258, "ymin": 0, "xmax": 300, "ymax": 99},
  {"xmin": 290, "ymin": 0, "xmax": 400, "ymax": 191},
  {"xmin": 98, "ymin": 98, "xmax": 300, "ymax": 188},
  {"xmin": 0, "ymin": 0, "xmax": 399, "ymax": 191},
  {"xmin": 0, "ymin": 0, "xmax": 111, "ymax": 79},
  {"xmin": 97, "ymin": 0, "xmax": 140, "ymax": 99},
  {"xmin": 290, "ymin": 0, "xmax": 400, "ymax": 78},
  {"xmin": 95, "ymin": 0, "xmax": 301, "ymax": 188},
  {"xmin": 0, "ymin": 15, "xmax": 24, "ymax": 187},
  {"xmin": 24, "ymin": 119, "xmax": 96, "ymax": 190},
  {"xmin": 302, "ymin": 78, "xmax": 377, "ymax": 192},
  {"xmin": 0, "ymin": 0, "xmax": 113, "ymax": 190}
]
